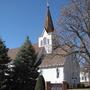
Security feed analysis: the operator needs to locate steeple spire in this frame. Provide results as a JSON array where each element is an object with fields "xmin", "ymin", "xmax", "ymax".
[
  {"xmin": 38, "ymin": 2, "xmax": 55, "ymax": 54},
  {"xmin": 44, "ymin": 3, "xmax": 54, "ymax": 33}
]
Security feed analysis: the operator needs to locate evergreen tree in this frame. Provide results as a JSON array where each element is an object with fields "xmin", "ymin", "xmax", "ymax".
[
  {"xmin": 0, "ymin": 38, "xmax": 10, "ymax": 64},
  {"xmin": 5, "ymin": 36, "xmax": 42, "ymax": 90},
  {"xmin": 15, "ymin": 36, "xmax": 37, "ymax": 67},
  {"xmin": 0, "ymin": 38, "xmax": 10, "ymax": 90},
  {"xmin": 35, "ymin": 75, "xmax": 45, "ymax": 90}
]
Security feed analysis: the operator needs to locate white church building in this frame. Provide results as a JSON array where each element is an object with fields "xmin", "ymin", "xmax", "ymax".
[
  {"xmin": 8, "ymin": 4, "xmax": 90, "ymax": 87},
  {"xmin": 38, "ymin": 5, "xmax": 80, "ymax": 87}
]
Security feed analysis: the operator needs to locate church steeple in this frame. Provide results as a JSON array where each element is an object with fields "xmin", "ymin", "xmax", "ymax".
[
  {"xmin": 38, "ymin": 3, "xmax": 55, "ymax": 54},
  {"xmin": 44, "ymin": 5, "xmax": 54, "ymax": 33}
]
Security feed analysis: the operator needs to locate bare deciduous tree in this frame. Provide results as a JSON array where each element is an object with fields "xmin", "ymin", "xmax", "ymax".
[{"xmin": 57, "ymin": 0, "xmax": 90, "ymax": 66}]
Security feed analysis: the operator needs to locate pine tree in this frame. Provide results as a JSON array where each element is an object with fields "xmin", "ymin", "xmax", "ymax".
[
  {"xmin": 0, "ymin": 38, "xmax": 10, "ymax": 64},
  {"xmin": 35, "ymin": 75, "xmax": 45, "ymax": 90},
  {"xmin": 15, "ymin": 36, "xmax": 37, "ymax": 67},
  {"xmin": 0, "ymin": 38, "xmax": 10, "ymax": 90},
  {"xmin": 5, "ymin": 36, "xmax": 42, "ymax": 90}
]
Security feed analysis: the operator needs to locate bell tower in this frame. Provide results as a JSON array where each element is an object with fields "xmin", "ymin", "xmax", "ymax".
[{"xmin": 38, "ymin": 4, "xmax": 55, "ymax": 54}]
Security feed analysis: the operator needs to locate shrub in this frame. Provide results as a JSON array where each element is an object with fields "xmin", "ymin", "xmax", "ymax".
[
  {"xmin": 77, "ymin": 83, "xmax": 85, "ymax": 88},
  {"xmin": 35, "ymin": 75, "xmax": 45, "ymax": 90}
]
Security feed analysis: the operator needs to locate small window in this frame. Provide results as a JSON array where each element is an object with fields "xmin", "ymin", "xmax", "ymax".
[
  {"xmin": 56, "ymin": 67, "xmax": 59, "ymax": 78},
  {"xmin": 82, "ymin": 76, "xmax": 84, "ymax": 80},
  {"xmin": 47, "ymin": 39, "xmax": 49, "ymax": 44},
  {"xmin": 43, "ymin": 37, "xmax": 46, "ymax": 45},
  {"xmin": 85, "ymin": 76, "xmax": 87, "ymax": 81}
]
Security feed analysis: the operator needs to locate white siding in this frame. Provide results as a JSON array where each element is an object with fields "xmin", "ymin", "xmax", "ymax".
[
  {"xmin": 38, "ymin": 30, "xmax": 53, "ymax": 54},
  {"xmin": 40, "ymin": 67, "xmax": 64, "ymax": 83}
]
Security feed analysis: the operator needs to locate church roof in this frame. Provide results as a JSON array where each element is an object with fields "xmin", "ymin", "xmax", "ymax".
[
  {"xmin": 8, "ymin": 45, "xmax": 65, "ymax": 68},
  {"xmin": 39, "ymin": 54, "xmax": 65, "ymax": 68},
  {"xmin": 39, "ymin": 47, "xmax": 67, "ymax": 68},
  {"xmin": 8, "ymin": 48, "xmax": 19, "ymax": 60},
  {"xmin": 8, "ymin": 44, "xmax": 40, "ymax": 60},
  {"xmin": 44, "ymin": 6, "xmax": 54, "ymax": 33}
]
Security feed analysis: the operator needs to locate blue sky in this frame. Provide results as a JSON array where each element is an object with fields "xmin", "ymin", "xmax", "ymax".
[{"xmin": 0, "ymin": 0, "xmax": 69, "ymax": 48}]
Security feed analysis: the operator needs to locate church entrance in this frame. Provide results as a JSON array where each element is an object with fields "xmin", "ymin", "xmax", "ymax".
[
  {"xmin": 45, "ymin": 82, "xmax": 67, "ymax": 90},
  {"xmin": 51, "ymin": 83, "xmax": 62, "ymax": 90}
]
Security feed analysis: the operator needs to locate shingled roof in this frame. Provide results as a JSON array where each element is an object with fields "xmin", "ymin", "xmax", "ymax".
[
  {"xmin": 8, "ymin": 48, "xmax": 19, "ymax": 60},
  {"xmin": 39, "ymin": 54, "xmax": 65, "ymax": 68},
  {"xmin": 8, "ymin": 44, "xmax": 40, "ymax": 60},
  {"xmin": 8, "ymin": 45, "xmax": 65, "ymax": 68}
]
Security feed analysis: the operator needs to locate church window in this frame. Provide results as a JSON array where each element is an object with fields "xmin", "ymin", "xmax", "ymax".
[
  {"xmin": 56, "ymin": 67, "xmax": 59, "ymax": 78},
  {"xmin": 85, "ymin": 76, "xmax": 87, "ymax": 81},
  {"xmin": 47, "ymin": 39, "xmax": 49, "ymax": 44},
  {"xmin": 43, "ymin": 37, "xmax": 47, "ymax": 45},
  {"xmin": 82, "ymin": 76, "xmax": 84, "ymax": 80},
  {"xmin": 43, "ymin": 38, "xmax": 50, "ymax": 45}
]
